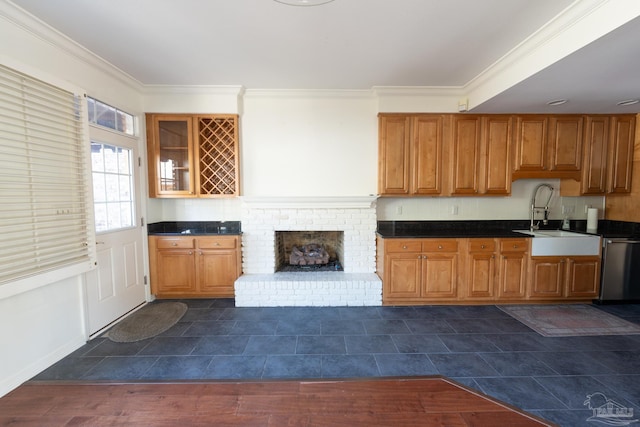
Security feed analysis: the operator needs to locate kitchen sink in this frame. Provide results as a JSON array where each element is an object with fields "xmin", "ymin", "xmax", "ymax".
[{"xmin": 513, "ymin": 229, "xmax": 601, "ymax": 256}]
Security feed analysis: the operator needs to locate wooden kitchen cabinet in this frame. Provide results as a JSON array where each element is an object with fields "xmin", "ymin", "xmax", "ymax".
[
  {"xmin": 560, "ymin": 114, "xmax": 635, "ymax": 195},
  {"xmin": 382, "ymin": 238, "xmax": 458, "ymax": 303},
  {"xmin": 378, "ymin": 114, "xmax": 445, "ymax": 195},
  {"xmin": 496, "ymin": 238, "xmax": 528, "ymax": 299},
  {"xmin": 378, "ymin": 235, "xmax": 600, "ymax": 304},
  {"xmin": 465, "ymin": 239, "xmax": 497, "ymax": 299},
  {"xmin": 450, "ymin": 115, "xmax": 512, "ymax": 196},
  {"xmin": 481, "ymin": 115, "xmax": 513, "ymax": 195},
  {"xmin": 528, "ymin": 255, "xmax": 600, "ymax": 299},
  {"xmin": 147, "ymin": 113, "xmax": 239, "ymax": 198},
  {"xmin": 565, "ymin": 256, "xmax": 601, "ymax": 298},
  {"xmin": 513, "ymin": 115, "xmax": 582, "ymax": 180},
  {"xmin": 607, "ymin": 115, "xmax": 635, "ymax": 194},
  {"xmin": 450, "ymin": 116, "xmax": 481, "ymax": 195},
  {"xmin": 149, "ymin": 235, "xmax": 241, "ymax": 298}
]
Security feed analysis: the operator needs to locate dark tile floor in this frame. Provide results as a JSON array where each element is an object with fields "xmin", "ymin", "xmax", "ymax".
[{"xmin": 32, "ymin": 300, "xmax": 640, "ymax": 427}]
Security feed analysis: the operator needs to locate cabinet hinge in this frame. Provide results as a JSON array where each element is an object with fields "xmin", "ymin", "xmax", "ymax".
[
  {"xmin": 143, "ymin": 275, "xmax": 148, "ymax": 285},
  {"xmin": 141, "ymin": 217, "xmax": 145, "ymax": 227},
  {"xmin": 138, "ymin": 157, "xmax": 142, "ymax": 167}
]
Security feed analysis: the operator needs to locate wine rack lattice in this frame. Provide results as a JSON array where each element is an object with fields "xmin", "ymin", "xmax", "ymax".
[{"xmin": 198, "ymin": 116, "xmax": 238, "ymax": 196}]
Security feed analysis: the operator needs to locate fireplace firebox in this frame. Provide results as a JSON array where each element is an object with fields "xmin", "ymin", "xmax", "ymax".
[{"xmin": 275, "ymin": 231, "xmax": 344, "ymax": 272}]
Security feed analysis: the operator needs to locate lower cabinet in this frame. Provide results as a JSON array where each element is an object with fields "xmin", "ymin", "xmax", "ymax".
[
  {"xmin": 529, "ymin": 256, "xmax": 601, "ymax": 299},
  {"xmin": 465, "ymin": 239, "xmax": 497, "ymax": 299},
  {"xmin": 496, "ymin": 239, "xmax": 529, "ymax": 300},
  {"xmin": 379, "ymin": 236, "xmax": 599, "ymax": 304},
  {"xmin": 149, "ymin": 235, "xmax": 242, "ymax": 298},
  {"xmin": 383, "ymin": 239, "xmax": 458, "ymax": 304}
]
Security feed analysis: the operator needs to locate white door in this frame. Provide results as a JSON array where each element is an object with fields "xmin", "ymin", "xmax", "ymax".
[{"xmin": 85, "ymin": 125, "xmax": 146, "ymax": 337}]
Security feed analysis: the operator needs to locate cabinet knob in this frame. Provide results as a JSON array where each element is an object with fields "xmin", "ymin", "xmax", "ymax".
[
  {"xmin": 438, "ymin": 245, "xmax": 443, "ymax": 249},
  {"xmin": 402, "ymin": 245, "xmax": 408, "ymax": 249},
  {"xmin": 188, "ymin": 251, "xmax": 193, "ymax": 255},
  {"xmin": 481, "ymin": 244, "xmax": 486, "ymax": 249},
  {"xmin": 171, "ymin": 242, "xmax": 178, "ymax": 246},
  {"xmin": 513, "ymin": 245, "xmax": 518, "ymax": 249}
]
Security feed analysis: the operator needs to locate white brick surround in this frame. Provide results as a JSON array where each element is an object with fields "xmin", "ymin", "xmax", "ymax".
[{"xmin": 234, "ymin": 196, "xmax": 382, "ymax": 306}]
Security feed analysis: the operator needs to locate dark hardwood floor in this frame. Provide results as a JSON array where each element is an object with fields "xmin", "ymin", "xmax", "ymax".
[{"xmin": 0, "ymin": 377, "xmax": 555, "ymax": 426}]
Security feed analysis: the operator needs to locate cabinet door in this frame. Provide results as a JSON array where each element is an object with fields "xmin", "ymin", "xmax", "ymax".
[
  {"xmin": 497, "ymin": 238, "xmax": 528, "ymax": 299},
  {"xmin": 566, "ymin": 257, "xmax": 600, "ymax": 297},
  {"xmin": 378, "ymin": 115, "xmax": 411, "ymax": 195},
  {"xmin": 481, "ymin": 116, "xmax": 512, "ymax": 195},
  {"xmin": 467, "ymin": 253, "xmax": 496, "ymax": 298},
  {"xmin": 384, "ymin": 253, "xmax": 422, "ymax": 300},
  {"xmin": 197, "ymin": 250, "xmax": 238, "ymax": 296},
  {"xmin": 154, "ymin": 249, "xmax": 196, "ymax": 294},
  {"xmin": 466, "ymin": 239, "xmax": 496, "ymax": 298},
  {"xmin": 412, "ymin": 115, "xmax": 444, "ymax": 195},
  {"xmin": 498, "ymin": 252, "xmax": 527, "ymax": 299},
  {"xmin": 580, "ymin": 116, "xmax": 610, "ymax": 194},
  {"xmin": 548, "ymin": 116, "xmax": 583, "ymax": 172},
  {"xmin": 450, "ymin": 116, "xmax": 481, "ymax": 195},
  {"xmin": 514, "ymin": 115, "xmax": 548, "ymax": 173},
  {"xmin": 146, "ymin": 114, "xmax": 196, "ymax": 197},
  {"xmin": 422, "ymin": 253, "xmax": 458, "ymax": 298},
  {"xmin": 529, "ymin": 257, "xmax": 564, "ymax": 298},
  {"xmin": 607, "ymin": 115, "xmax": 635, "ymax": 194},
  {"xmin": 196, "ymin": 115, "xmax": 239, "ymax": 197}
]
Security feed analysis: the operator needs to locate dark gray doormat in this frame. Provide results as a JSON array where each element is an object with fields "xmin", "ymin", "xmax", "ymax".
[{"xmin": 106, "ymin": 302, "xmax": 188, "ymax": 342}]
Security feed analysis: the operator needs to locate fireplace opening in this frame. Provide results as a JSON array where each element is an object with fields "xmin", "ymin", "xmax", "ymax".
[{"xmin": 275, "ymin": 231, "xmax": 344, "ymax": 272}]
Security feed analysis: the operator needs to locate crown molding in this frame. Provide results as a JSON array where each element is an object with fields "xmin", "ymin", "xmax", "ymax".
[
  {"xmin": 1, "ymin": 0, "xmax": 144, "ymax": 93},
  {"xmin": 464, "ymin": 0, "xmax": 640, "ymax": 108}
]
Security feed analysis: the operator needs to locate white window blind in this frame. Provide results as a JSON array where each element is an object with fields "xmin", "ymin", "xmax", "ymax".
[{"xmin": 0, "ymin": 63, "xmax": 93, "ymax": 288}]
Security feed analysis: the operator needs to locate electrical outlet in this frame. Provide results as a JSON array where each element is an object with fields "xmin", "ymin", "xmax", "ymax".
[
  {"xmin": 451, "ymin": 205, "xmax": 458, "ymax": 215},
  {"xmin": 395, "ymin": 206, "xmax": 402, "ymax": 215}
]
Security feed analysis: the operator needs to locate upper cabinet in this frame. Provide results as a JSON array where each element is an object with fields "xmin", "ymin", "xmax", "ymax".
[
  {"xmin": 449, "ymin": 115, "xmax": 513, "ymax": 196},
  {"xmin": 513, "ymin": 115, "xmax": 583, "ymax": 180},
  {"xmin": 379, "ymin": 113, "xmax": 635, "ymax": 198},
  {"xmin": 146, "ymin": 114, "xmax": 239, "ymax": 198},
  {"xmin": 378, "ymin": 114, "xmax": 445, "ymax": 196},
  {"xmin": 560, "ymin": 114, "xmax": 636, "ymax": 196}
]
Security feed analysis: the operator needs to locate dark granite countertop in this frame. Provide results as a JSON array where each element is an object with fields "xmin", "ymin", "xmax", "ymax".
[
  {"xmin": 376, "ymin": 220, "xmax": 535, "ymax": 238},
  {"xmin": 148, "ymin": 221, "xmax": 241, "ymax": 236},
  {"xmin": 376, "ymin": 219, "xmax": 640, "ymax": 239}
]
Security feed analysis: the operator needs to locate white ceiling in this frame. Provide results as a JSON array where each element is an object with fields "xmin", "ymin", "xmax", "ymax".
[{"xmin": 9, "ymin": 0, "xmax": 640, "ymax": 113}]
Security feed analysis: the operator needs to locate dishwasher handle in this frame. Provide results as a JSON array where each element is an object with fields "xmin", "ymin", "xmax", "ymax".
[{"xmin": 606, "ymin": 239, "xmax": 640, "ymax": 244}]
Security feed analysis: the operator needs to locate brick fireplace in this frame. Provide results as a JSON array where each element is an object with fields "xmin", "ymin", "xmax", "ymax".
[{"xmin": 234, "ymin": 196, "xmax": 382, "ymax": 306}]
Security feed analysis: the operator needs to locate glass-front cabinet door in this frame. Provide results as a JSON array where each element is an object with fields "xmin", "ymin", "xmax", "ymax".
[{"xmin": 147, "ymin": 114, "xmax": 195, "ymax": 197}]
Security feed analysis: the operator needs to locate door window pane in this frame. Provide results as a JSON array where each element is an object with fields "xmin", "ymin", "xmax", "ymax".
[{"xmin": 91, "ymin": 142, "xmax": 135, "ymax": 232}]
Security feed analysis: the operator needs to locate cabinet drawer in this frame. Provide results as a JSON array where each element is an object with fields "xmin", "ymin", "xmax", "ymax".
[
  {"xmin": 198, "ymin": 236, "xmax": 238, "ymax": 249},
  {"xmin": 500, "ymin": 239, "xmax": 528, "ymax": 252},
  {"xmin": 469, "ymin": 239, "xmax": 496, "ymax": 252},
  {"xmin": 156, "ymin": 237, "xmax": 195, "ymax": 249},
  {"xmin": 386, "ymin": 240, "xmax": 422, "ymax": 253},
  {"xmin": 422, "ymin": 240, "xmax": 458, "ymax": 252}
]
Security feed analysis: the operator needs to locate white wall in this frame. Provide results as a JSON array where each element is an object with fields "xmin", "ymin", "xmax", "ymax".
[
  {"xmin": 0, "ymin": 2, "xmax": 146, "ymax": 397},
  {"xmin": 378, "ymin": 179, "xmax": 605, "ymax": 222},
  {"xmin": 241, "ymin": 90, "xmax": 378, "ymax": 197}
]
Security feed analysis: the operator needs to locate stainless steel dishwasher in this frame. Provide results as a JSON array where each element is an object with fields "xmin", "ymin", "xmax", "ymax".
[{"xmin": 598, "ymin": 238, "xmax": 640, "ymax": 302}]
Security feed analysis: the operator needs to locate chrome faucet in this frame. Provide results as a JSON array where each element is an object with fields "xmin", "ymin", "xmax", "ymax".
[{"xmin": 530, "ymin": 183, "xmax": 554, "ymax": 231}]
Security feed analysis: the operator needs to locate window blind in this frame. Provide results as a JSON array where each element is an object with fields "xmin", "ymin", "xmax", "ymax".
[{"xmin": 0, "ymin": 63, "xmax": 93, "ymax": 287}]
